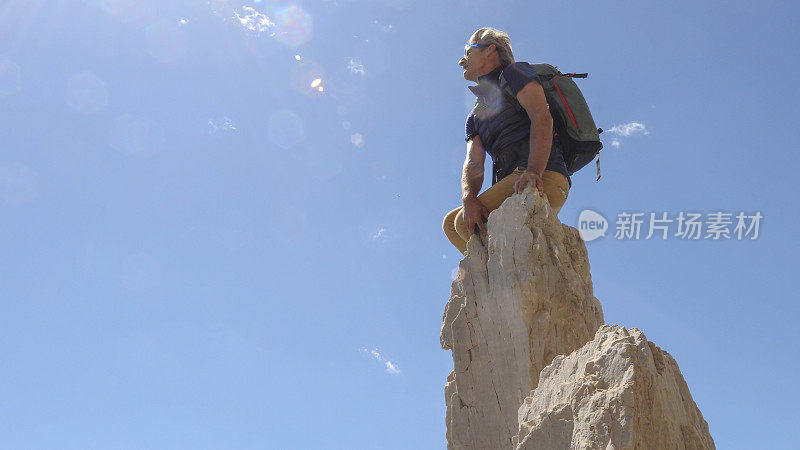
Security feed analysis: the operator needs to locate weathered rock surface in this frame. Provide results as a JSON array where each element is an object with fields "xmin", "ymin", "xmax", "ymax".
[
  {"xmin": 440, "ymin": 190, "xmax": 604, "ymax": 449},
  {"xmin": 515, "ymin": 325, "xmax": 715, "ymax": 449},
  {"xmin": 440, "ymin": 189, "xmax": 715, "ymax": 449}
]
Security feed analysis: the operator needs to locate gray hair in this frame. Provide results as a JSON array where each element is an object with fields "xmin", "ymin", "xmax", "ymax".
[{"xmin": 469, "ymin": 27, "xmax": 515, "ymax": 67}]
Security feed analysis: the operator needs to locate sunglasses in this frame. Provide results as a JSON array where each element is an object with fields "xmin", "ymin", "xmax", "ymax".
[{"xmin": 464, "ymin": 43, "xmax": 489, "ymax": 57}]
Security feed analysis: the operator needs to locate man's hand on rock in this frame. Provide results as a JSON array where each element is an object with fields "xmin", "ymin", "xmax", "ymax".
[
  {"xmin": 462, "ymin": 196, "xmax": 489, "ymax": 237},
  {"xmin": 514, "ymin": 170, "xmax": 545, "ymax": 197}
]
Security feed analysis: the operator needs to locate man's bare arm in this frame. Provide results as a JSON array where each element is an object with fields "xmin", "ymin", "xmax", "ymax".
[
  {"xmin": 517, "ymin": 80, "xmax": 553, "ymax": 175},
  {"xmin": 462, "ymin": 135, "xmax": 486, "ymax": 201},
  {"xmin": 514, "ymin": 80, "xmax": 553, "ymax": 195},
  {"xmin": 461, "ymin": 135, "xmax": 490, "ymax": 236}
]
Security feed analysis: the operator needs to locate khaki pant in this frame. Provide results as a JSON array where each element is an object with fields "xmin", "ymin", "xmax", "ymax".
[{"xmin": 442, "ymin": 168, "xmax": 570, "ymax": 255}]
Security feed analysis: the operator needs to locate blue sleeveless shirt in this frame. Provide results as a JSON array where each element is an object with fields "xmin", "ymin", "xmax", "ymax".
[{"xmin": 465, "ymin": 63, "xmax": 570, "ymax": 186}]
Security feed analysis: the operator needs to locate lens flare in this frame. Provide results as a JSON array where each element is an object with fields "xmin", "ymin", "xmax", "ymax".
[
  {"xmin": 290, "ymin": 59, "xmax": 326, "ymax": 97},
  {"xmin": 274, "ymin": 5, "xmax": 312, "ymax": 46},
  {"xmin": 66, "ymin": 71, "xmax": 109, "ymax": 114},
  {"xmin": 350, "ymin": 133, "xmax": 364, "ymax": 148},
  {"xmin": 464, "ymin": 90, "xmax": 477, "ymax": 113}
]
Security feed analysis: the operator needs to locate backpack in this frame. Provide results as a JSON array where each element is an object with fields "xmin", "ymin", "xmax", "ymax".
[{"xmin": 499, "ymin": 63, "xmax": 603, "ymax": 179}]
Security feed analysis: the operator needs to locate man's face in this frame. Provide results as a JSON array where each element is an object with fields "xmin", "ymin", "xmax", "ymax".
[
  {"xmin": 459, "ymin": 43, "xmax": 492, "ymax": 82},
  {"xmin": 458, "ymin": 43, "xmax": 494, "ymax": 82}
]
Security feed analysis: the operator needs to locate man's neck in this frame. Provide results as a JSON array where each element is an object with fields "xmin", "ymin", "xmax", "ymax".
[{"xmin": 476, "ymin": 63, "xmax": 503, "ymax": 82}]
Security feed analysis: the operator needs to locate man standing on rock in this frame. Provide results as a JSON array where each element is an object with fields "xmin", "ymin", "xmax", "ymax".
[{"xmin": 443, "ymin": 27, "xmax": 571, "ymax": 255}]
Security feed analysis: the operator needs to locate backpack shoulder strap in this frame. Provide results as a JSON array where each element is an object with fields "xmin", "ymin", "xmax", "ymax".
[
  {"xmin": 497, "ymin": 73, "xmax": 517, "ymax": 101},
  {"xmin": 497, "ymin": 73, "xmax": 522, "ymax": 113}
]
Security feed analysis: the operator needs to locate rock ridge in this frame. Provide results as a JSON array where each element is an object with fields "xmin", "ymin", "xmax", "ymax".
[{"xmin": 440, "ymin": 190, "xmax": 714, "ymax": 449}]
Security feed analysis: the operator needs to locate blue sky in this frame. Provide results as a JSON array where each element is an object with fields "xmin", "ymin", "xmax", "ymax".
[{"xmin": 1, "ymin": 0, "xmax": 798, "ymax": 448}]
